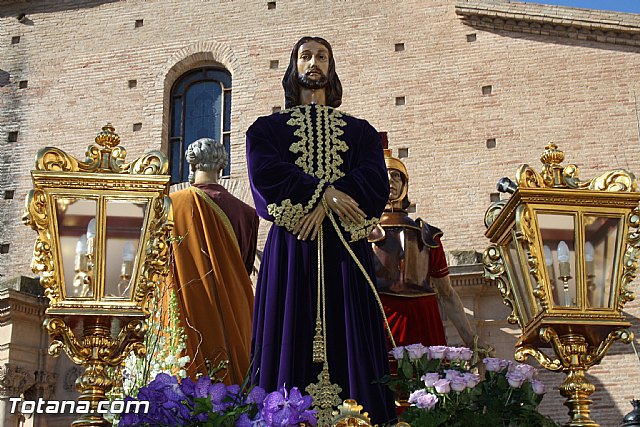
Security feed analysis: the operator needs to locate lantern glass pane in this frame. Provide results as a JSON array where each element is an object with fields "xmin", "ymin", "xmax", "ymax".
[
  {"xmin": 104, "ymin": 200, "xmax": 147, "ymax": 299},
  {"xmin": 505, "ymin": 236, "xmax": 532, "ymax": 324},
  {"xmin": 584, "ymin": 216, "xmax": 621, "ymax": 309},
  {"xmin": 55, "ymin": 198, "xmax": 97, "ymax": 299},
  {"xmin": 538, "ymin": 213, "xmax": 578, "ymax": 308}
]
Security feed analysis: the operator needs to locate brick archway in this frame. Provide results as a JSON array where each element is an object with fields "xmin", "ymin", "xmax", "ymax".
[{"xmin": 152, "ymin": 41, "xmax": 250, "ymax": 152}]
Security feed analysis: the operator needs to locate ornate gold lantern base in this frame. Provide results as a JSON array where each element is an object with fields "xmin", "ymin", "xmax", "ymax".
[
  {"xmin": 45, "ymin": 316, "xmax": 146, "ymax": 426},
  {"xmin": 516, "ymin": 327, "xmax": 633, "ymax": 427}
]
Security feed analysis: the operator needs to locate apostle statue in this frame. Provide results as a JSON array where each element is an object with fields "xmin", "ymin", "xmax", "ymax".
[
  {"xmin": 369, "ymin": 146, "xmax": 477, "ymax": 348},
  {"xmin": 246, "ymin": 37, "xmax": 396, "ymax": 425},
  {"xmin": 169, "ymin": 138, "xmax": 258, "ymax": 384}
]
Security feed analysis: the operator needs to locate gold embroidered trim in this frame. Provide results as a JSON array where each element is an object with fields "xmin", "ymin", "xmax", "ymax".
[
  {"xmin": 340, "ymin": 216, "xmax": 380, "ymax": 243},
  {"xmin": 284, "ymin": 105, "xmax": 372, "ymax": 241},
  {"xmin": 288, "ymin": 107, "xmax": 314, "ymax": 174},
  {"xmin": 316, "ymin": 106, "xmax": 325, "ymax": 180},
  {"xmin": 326, "ymin": 109, "xmax": 348, "ymax": 183},
  {"xmin": 287, "ymin": 105, "xmax": 348, "ymax": 182},
  {"xmin": 266, "ymin": 180, "xmax": 325, "ymax": 232}
]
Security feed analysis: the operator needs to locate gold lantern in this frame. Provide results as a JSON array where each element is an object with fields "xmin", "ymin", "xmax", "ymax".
[
  {"xmin": 22, "ymin": 124, "xmax": 172, "ymax": 426},
  {"xmin": 483, "ymin": 143, "xmax": 640, "ymax": 427}
]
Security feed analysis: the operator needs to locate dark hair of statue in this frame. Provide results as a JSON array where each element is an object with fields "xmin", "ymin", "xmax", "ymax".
[{"xmin": 282, "ymin": 36, "xmax": 343, "ymax": 109}]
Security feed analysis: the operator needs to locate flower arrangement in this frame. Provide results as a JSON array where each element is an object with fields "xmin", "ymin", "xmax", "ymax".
[
  {"xmin": 382, "ymin": 344, "xmax": 559, "ymax": 427},
  {"xmin": 116, "ymin": 287, "xmax": 190, "ymax": 400},
  {"xmin": 118, "ymin": 373, "xmax": 317, "ymax": 427}
]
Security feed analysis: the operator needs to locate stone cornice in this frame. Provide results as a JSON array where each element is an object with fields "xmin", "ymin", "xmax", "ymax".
[
  {"xmin": 449, "ymin": 263, "xmax": 485, "ymax": 287},
  {"xmin": 456, "ymin": 0, "xmax": 640, "ymax": 48},
  {"xmin": 0, "ymin": 288, "xmax": 47, "ymax": 326}
]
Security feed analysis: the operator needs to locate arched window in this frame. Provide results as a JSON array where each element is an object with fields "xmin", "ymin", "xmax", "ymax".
[{"xmin": 169, "ymin": 67, "xmax": 232, "ymax": 184}]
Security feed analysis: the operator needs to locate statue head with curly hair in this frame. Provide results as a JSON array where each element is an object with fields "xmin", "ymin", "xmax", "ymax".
[{"xmin": 185, "ymin": 138, "xmax": 228, "ymax": 184}]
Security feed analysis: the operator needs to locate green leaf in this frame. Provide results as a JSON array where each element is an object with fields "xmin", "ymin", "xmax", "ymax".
[{"xmin": 401, "ymin": 359, "xmax": 414, "ymax": 379}]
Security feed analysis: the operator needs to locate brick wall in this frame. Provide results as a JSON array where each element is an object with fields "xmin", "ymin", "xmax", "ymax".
[{"xmin": 1, "ymin": 0, "xmax": 639, "ymax": 424}]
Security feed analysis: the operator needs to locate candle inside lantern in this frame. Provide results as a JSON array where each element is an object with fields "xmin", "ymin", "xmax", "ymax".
[
  {"xmin": 122, "ymin": 241, "xmax": 135, "ymax": 262},
  {"xmin": 557, "ymin": 241, "xmax": 571, "ymax": 278},
  {"xmin": 543, "ymin": 245, "xmax": 553, "ymax": 266},
  {"xmin": 585, "ymin": 241, "xmax": 595, "ymax": 277},
  {"xmin": 86, "ymin": 218, "xmax": 96, "ymax": 256},
  {"xmin": 76, "ymin": 234, "xmax": 88, "ymax": 255},
  {"xmin": 118, "ymin": 241, "xmax": 136, "ymax": 296}
]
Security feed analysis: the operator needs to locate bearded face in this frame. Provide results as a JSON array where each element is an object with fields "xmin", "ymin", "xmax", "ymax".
[
  {"xmin": 296, "ymin": 41, "xmax": 330, "ymax": 90},
  {"xmin": 297, "ymin": 70, "xmax": 328, "ymax": 89}
]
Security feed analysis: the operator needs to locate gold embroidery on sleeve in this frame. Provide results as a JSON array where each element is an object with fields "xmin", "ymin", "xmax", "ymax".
[
  {"xmin": 267, "ymin": 179, "xmax": 325, "ymax": 232},
  {"xmin": 340, "ymin": 216, "xmax": 380, "ymax": 242}
]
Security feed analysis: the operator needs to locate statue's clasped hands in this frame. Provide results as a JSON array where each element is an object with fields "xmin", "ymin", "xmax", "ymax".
[{"xmin": 293, "ymin": 186, "xmax": 365, "ymax": 241}]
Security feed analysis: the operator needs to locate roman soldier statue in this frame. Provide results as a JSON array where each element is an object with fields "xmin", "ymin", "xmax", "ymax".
[{"xmin": 369, "ymin": 146, "xmax": 477, "ymax": 348}]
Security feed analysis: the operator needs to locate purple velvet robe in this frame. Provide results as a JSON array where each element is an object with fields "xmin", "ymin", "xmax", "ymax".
[{"xmin": 247, "ymin": 104, "xmax": 395, "ymax": 424}]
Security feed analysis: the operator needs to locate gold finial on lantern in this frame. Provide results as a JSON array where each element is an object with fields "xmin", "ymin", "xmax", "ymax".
[
  {"xmin": 95, "ymin": 122, "xmax": 121, "ymax": 149},
  {"xmin": 540, "ymin": 142, "xmax": 566, "ymax": 187}
]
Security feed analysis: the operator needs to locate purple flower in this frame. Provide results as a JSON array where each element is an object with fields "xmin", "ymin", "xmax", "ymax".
[
  {"xmin": 206, "ymin": 382, "xmax": 227, "ymax": 411},
  {"xmin": 443, "ymin": 369, "xmax": 463, "ymax": 380},
  {"xmin": 405, "ymin": 343, "xmax": 428, "ymax": 360},
  {"xmin": 530, "ymin": 379, "xmax": 545, "ymax": 395},
  {"xmin": 459, "ymin": 347, "xmax": 473, "ymax": 361},
  {"xmin": 235, "ymin": 413, "xmax": 255, "ymax": 427},
  {"xmin": 462, "ymin": 373, "xmax": 481, "ymax": 388},
  {"xmin": 506, "ymin": 371, "xmax": 526, "ymax": 388},
  {"xmin": 433, "ymin": 379, "xmax": 451, "ymax": 394},
  {"xmin": 450, "ymin": 377, "xmax": 467, "ymax": 392},
  {"xmin": 262, "ymin": 387, "xmax": 317, "ymax": 427},
  {"xmin": 444, "ymin": 347, "xmax": 462, "ymax": 361},
  {"xmin": 120, "ymin": 373, "xmax": 193, "ymax": 426},
  {"xmin": 389, "ymin": 346, "xmax": 406, "ymax": 360},
  {"xmin": 421, "ymin": 373, "xmax": 440, "ymax": 387},
  {"xmin": 121, "ymin": 375, "xmax": 317, "ymax": 427},
  {"xmin": 512, "ymin": 363, "xmax": 536, "ymax": 380},
  {"xmin": 247, "ymin": 386, "xmax": 267, "ymax": 406},
  {"xmin": 408, "ymin": 389, "xmax": 427, "ymax": 403},
  {"xmin": 483, "ymin": 357, "xmax": 510, "ymax": 372},
  {"xmin": 413, "ymin": 392, "xmax": 439, "ymax": 410},
  {"xmin": 194, "ymin": 376, "xmax": 211, "ymax": 398},
  {"xmin": 429, "ymin": 346, "xmax": 448, "ymax": 359}
]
